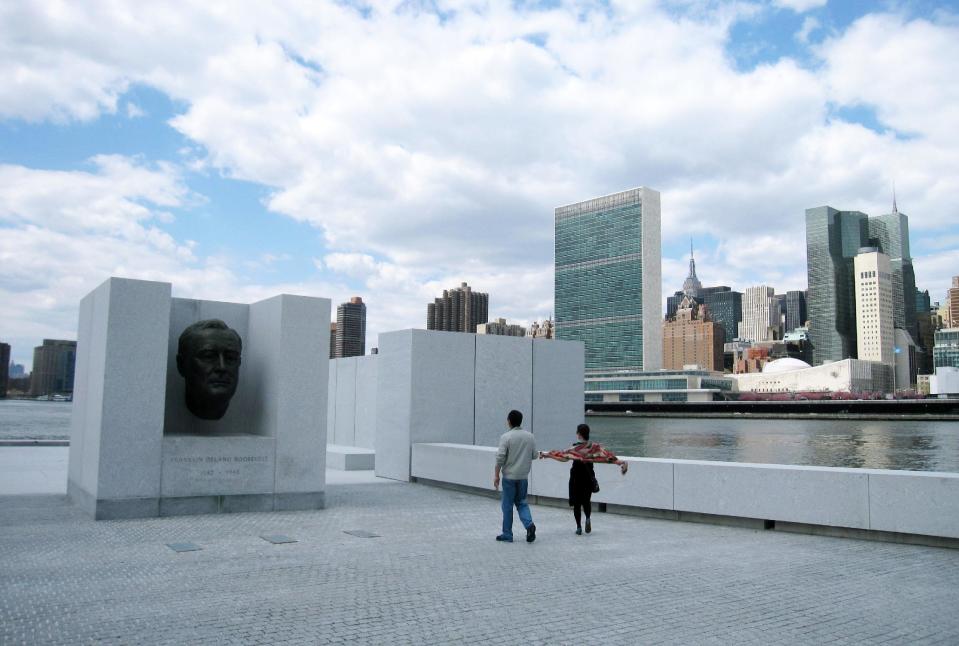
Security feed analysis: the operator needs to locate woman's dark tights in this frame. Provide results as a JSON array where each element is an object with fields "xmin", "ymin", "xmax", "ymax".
[{"xmin": 573, "ymin": 503, "xmax": 591, "ymax": 528}]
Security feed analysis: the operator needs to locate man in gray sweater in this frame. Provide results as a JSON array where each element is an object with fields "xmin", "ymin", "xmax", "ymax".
[{"xmin": 493, "ymin": 409, "xmax": 537, "ymax": 543}]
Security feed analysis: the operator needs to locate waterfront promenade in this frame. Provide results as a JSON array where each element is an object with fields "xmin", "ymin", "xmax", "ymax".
[{"xmin": 2, "ymin": 448, "xmax": 959, "ymax": 645}]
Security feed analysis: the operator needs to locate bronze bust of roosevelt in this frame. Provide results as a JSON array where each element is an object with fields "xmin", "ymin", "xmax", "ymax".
[{"xmin": 176, "ymin": 319, "xmax": 242, "ymax": 420}]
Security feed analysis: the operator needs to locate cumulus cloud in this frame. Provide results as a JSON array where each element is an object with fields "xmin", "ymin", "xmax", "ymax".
[{"xmin": 2, "ymin": 1, "xmax": 958, "ymax": 359}]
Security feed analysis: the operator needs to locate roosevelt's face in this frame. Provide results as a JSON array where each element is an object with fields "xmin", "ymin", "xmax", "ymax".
[{"xmin": 182, "ymin": 328, "xmax": 241, "ymax": 400}]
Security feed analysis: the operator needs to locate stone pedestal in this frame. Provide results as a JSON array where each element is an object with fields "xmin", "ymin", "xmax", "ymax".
[{"xmin": 68, "ymin": 277, "xmax": 330, "ymax": 519}]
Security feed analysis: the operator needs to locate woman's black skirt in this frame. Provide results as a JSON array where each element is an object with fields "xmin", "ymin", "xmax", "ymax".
[{"xmin": 568, "ymin": 460, "xmax": 595, "ymax": 507}]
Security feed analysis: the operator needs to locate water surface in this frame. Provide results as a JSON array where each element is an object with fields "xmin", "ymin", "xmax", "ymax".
[{"xmin": 588, "ymin": 415, "xmax": 959, "ymax": 472}]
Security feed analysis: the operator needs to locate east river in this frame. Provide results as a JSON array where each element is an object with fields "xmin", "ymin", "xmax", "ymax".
[{"xmin": 2, "ymin": 399, "xmax": 957, "ymax": 472}]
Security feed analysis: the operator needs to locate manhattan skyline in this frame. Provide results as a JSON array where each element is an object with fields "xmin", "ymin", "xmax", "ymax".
[{"xmin": 1, "ymin": 1, "xmax": 958, "ymax": 368}]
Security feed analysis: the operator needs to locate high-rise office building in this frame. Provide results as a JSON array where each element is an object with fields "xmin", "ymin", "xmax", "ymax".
[
  {"xmin": 703, "ymin": 288, "xmax": 742, "ymax": 344},
  {"xmin": 0, "ymin": 343, "xmax": 9, "ymax": 398},
  {"xmin": 555, "ymin": 187, "xmax": 661, "ymax": 372},
  {"xmin": 662, "ymin": 295, "xmax": 725, "ymax": 371},
  {"xmin": 29, "ymin": 339, "xmax": 77, "ymax": 397},
  {"xmin": 774, "ymin": 294, "xmax": 787, "ymax": 332},
  {"xmin": 426, "ymin": 282, "xmax": 489, "ymax": 333},
  {"xmin": 805, "ymin": 206, "xmax": 867, "ymax": 365},
  {"xmin": 784, "ymin": 290, "xmax": 807, "ymax": 333},
  {"xmin": 946, "ymin": 276, "xmax": 959, "ymax": 328},
  {"xmin": 854, "ymin": 248, "xmax": 895, "ymax": 366},
  {"xmin": 914, "ymin": 289, "xmax": 934, "ymax": 375},
  {"xmin": 739, "ymin": 286, "xmax": 779, "ymax": 342},
  {"xmin": 477, "ymin": 318, "xmax": 526, "ymax": 337},
  {"xmin": 329, "ymin": 323, "xmax": 337, "ymax": 359},
  {"xmin": 867, "ymin": 205, "xmax": 917, "ymax": 338},
  {"xmin": 334, "ymin": 297, "xmax": 366, "ymax": 358}
]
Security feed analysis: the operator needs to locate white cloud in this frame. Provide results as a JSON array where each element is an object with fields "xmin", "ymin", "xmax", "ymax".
[
  {"xmin": 773, "ymin": 0, "xmax": 827, "ymax": 12},
  {"xmin": 796, "ymin": 15, "xmax": 820, "ymax": 43},
  {"xmin": 1, "ymin": 2, "xmax": 958, "ymax": 360},
  {"xmin": 125, "ymin": 102, "xmax": 145, "ymax": 118}
]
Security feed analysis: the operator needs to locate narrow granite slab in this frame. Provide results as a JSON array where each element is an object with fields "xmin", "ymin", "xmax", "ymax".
[
  {"xmin": 260, "ymin": 534, "xmax": 297, "ymax": 544},
  {"xmin": 166, "ymin": 542, "xmax": 202, "ymax": 552}
]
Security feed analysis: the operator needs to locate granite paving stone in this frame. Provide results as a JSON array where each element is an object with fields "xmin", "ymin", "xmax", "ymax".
[{"xmin": 1, "ymin": 476, "xmax": 958, "ymax": 645}]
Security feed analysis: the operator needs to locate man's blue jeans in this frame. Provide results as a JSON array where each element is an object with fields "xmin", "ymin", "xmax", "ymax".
[{"xmin": 501, "ymin": 478, "xmax": 533, "ymax": 540}]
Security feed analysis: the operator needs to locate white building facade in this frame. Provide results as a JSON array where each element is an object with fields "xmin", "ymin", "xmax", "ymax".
[
  {"xmin": 735, "ymin": 358, "xmax": 892, "ymax": 394},
  {"xmin": 854, "ymin": 248, "xmax": 895, "ymax": 366},
  {"xmin": 739, "ymin": 285, "xmax": 779, "ymax": 342}
]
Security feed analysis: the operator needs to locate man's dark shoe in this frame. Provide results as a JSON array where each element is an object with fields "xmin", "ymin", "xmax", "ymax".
[
  {"xmin": 526, "ymin": 523, "xmax": 536, "ymax": 543},
  {"xmin": 495, "ymin": 534, "xmax": 513, "ymax": 542}
]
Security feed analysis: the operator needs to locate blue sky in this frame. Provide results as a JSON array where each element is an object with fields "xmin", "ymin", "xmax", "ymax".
[{"xmin": 2, "ymin": 0, "xmax": 958, "ymax": 368}]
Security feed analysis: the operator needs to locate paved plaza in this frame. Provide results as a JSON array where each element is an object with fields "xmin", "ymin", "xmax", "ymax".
[{"xmin": 1, "ymin": 448, "xmax": 959, "ymax": 645}]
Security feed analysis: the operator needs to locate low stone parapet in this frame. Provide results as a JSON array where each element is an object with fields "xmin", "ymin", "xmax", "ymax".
[
  {"xmin": 411, "ymin": 442, "xmax": 959, "ymax": 544},
  {"xmin": 326, "ymin": 444, "xmax": 375, "ymax": 471}
]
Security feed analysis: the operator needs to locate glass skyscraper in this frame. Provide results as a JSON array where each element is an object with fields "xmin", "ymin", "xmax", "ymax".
[
  {"xmin": 867, "ymin": 212, "xmax": 917, "ymax": 339},
  {"xmin": 805, "ymin": 206, "xmax": 867, "ymax": 365},
  {"xmin": 784, "ymin": 290, "xmax": 807, "ymax": 332},
  {"xmin": 555, "ymin": 187, "xmax": 661, "ymax": 372}
]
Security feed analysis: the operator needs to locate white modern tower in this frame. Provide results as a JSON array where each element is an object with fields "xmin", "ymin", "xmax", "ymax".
[
  {"xmin": 854, "ymin": 247, "xmax": 895, "ymax": 366},
  {"xmin": 739, "ymin": 285, "xmax": 779, "ymax": 342}
]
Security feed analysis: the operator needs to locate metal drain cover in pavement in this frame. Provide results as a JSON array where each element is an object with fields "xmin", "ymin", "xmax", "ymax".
[
  {"xmin": 343, "ymin": 529, "xmax": 380, "ymax": 538},
  {"xmin": 261, "ymin": 534, "xmax": 297, "ymax": 544},
  {"xmin": 166, "ymin": 542, "xmax": 202, "ymax": 552}
]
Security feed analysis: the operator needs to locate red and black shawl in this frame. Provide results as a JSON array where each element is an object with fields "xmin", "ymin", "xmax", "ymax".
[{"xmin": 544, "ymin": 441, "xmax": 620, "ymax": 464}]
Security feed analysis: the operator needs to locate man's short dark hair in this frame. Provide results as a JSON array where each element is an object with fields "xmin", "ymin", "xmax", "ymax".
[
  {"xmin": 577, "ymin": 423, "xmax": 590, "ymax": 440},
  {"xmin": 178, "ymin": 319, "xmax": 242, "ymax": 356},
  {"xmin": 507, "ymin": 409, "xmax": 523, "ymax": 428}
]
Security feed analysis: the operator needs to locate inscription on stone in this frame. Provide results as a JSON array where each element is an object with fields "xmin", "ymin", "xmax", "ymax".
[{"xmin": 161, "ymin": 435, "xmax": 275, "ymax": 497}]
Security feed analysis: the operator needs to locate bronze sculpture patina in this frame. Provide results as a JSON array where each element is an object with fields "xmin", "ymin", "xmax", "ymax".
[{"xmin": 176, "ymin": 319, "xmax": 242, "ymax": 420}]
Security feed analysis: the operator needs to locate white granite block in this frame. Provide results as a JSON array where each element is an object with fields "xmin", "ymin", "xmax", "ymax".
[
  {"xmin": 594, "ymin": 458, "xmax": 673, "ymax": 509},
  {"xmin": 375, "ymin": 330, "xmax": 414, "ymax": 481},
  {"xmin": 326, "ymin": 444, "xmax": 376, "ymax": 471},
  {"xmin": 69, "ymin": 280, "xmax": 109, "ymax": 500},
  {"xmin": 93, "ymin": 278, "xmax": 172, "ymax": 501},
  {"xmin": 252, "ymin": 294, "xmax": 329, "ymax": 494},
  {"xmin": 531, "ymin": 339, "xmax": 584, "ymax": 454},
  {"xmin": 327, "ymin": 359, "xmax": 337, "ymax": 445},
  {"xmin": 161, "ymin": 435, "xmax": 275, "ymax": 497},
  {"xmin": 409, "ymin": 330, "xmax": 475, "ymax": 446},
  {"xmin": 333, "ymin": 357, "xmax": 357, "ymax": 446},
  {"xmin": 530, "ymin": 457, "xmax": 674, "ymax": 510},
  {"xmin": 674, "ymin": 461, "xmax": 870, "ymax": 528},
  {"xmin": 868, "ymin": 470, "xmax": 959, "ymax": 538},
  {"xmin": 473, "ymin": 335, "xmax": 533, "ymax": 447},
  {"xmin": 411, "ymin": 443, "xmax": 497, "ymax": 490},
  {"xmin": 354, "ymin": 355, "xmax": 378, "ymax": 450}
]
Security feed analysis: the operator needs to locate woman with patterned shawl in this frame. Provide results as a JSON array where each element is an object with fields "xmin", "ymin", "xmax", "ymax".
[{"xmin": 539, "ymin": 423, "xmax": 628, "ymax": 535}]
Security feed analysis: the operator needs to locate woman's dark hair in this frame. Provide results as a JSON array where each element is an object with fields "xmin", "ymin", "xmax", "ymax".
[{"xmin": 576, "ymin": 423, "xmax": 590, "ymax": 440}]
